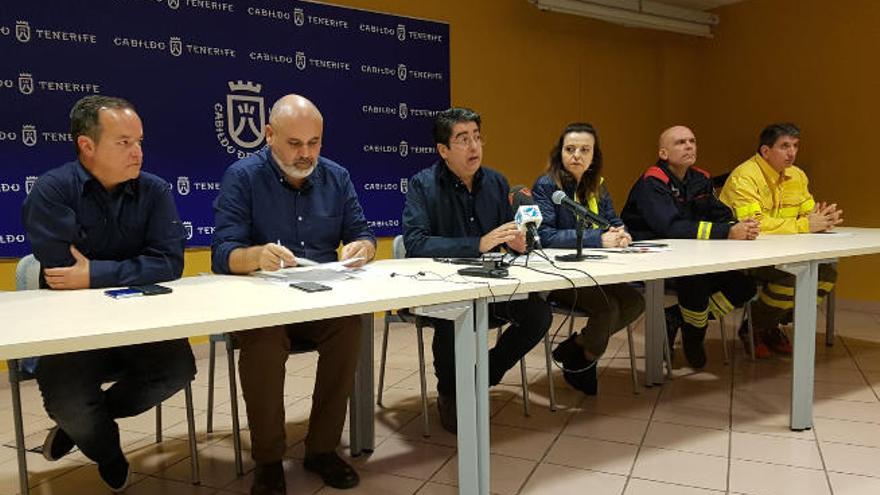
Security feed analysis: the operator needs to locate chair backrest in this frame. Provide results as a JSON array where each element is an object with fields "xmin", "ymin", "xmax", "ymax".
[
  {"xmin": 15, "ymin": 254, "xmax": 40, "ymax": 291},
  {"xmin": 392, "ymin": 235, "xmax": 406, "ymax": 259}
]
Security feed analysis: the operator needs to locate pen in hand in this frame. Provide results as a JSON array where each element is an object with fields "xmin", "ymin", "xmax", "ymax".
[{"xmin": 277, "ymin": 239, "xmax": 285, "ymax": 269}]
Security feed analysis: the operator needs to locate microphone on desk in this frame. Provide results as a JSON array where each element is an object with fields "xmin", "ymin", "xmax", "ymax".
[
  {"xmin": 509, "ymin": 185, "xmax": 543, "ymax": 251},
  {"xmin": 551, "ymin": 190, "xmax": 611, "ymax": 229}
]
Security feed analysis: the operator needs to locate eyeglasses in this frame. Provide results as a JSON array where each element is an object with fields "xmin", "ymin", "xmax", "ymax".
[
  {"xmin": 449, "ymin": 134, "xmax": 484, "ymax": 148},
  {"xmin": 563, "ymin": 145, "xmax": 592, "ymax": 156}
]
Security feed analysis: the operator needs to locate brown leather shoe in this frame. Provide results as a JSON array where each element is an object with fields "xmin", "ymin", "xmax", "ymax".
[
  {"xmin": 303, "ymin": 451, "xmax": 359, "ymax": 489},
  {"xmin": 251, "ymin": 461, "xmax": 285, "ymax": 495},
  {"xmin": 436, "ymin": 393, "xmax": 457, "ymax": 434}
]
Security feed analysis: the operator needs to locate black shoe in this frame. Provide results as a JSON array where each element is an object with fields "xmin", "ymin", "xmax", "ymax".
[
  {"xmin": 436, "ymin": 393, "xmax": 457, "ymax": 434},
  {"xmin": 42, "ymin": 425, "xmax": 75, "ymax": 461},
  {"xmin": 552, "ymin": 333, "xmax": 598, "ymax": 395},
  {"xmin": 665, "ymin": 305, "xmax": 683, "ymax": 357},
  {"xmin": 98, "ymin": 456, "xmax": 131, "ymax": 493},
  {"xmin": 681, "ymin": 324, "xmax": 708, "ymax": 369},
  {"xmin": 303, "ymin": 451, "xmax": 360, "ymax": 489},
  {"xmin": 251, "ymin": 461, "xmax": 286, "ymax": 495}
]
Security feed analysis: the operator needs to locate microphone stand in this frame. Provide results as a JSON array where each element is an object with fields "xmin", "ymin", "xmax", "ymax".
[{"xmin": 555, "ymin": 216, "xmax": 589, "ymax": 262}]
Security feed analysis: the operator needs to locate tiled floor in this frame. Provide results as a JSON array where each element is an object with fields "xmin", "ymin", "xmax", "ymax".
[{"xmin": 2, "ymin": 307, "xmax": 880, "ymax": 494}]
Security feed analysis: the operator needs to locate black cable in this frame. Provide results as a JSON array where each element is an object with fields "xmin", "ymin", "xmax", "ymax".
[{"xmin": 518, "ymin": 248, "xmax": 615, "ymax": 374}]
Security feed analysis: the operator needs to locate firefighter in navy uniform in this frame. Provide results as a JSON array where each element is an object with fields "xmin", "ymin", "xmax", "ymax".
[{"xmin": 621, "ymin": 126, "xmax": 758, "ymax": 369}]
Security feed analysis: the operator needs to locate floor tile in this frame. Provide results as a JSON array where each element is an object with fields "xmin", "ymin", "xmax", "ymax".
[
  {"xmin": 624, "ymin": 478, "xmax": 724, "ymax": 494},
  {"xmin": 828, "ymin": 472, "xmax": 880, "ymax": 495},
  {"xmin": 519, "ymin": 462, "xmax": 626, "ymax": 495},
  {"xmin": 814, "ymin": 398, "xmax": 880, "ymax": 424},
  {"xmin": 730, "ymin": 431, "xmax": 822, "ymax": 469},
  {"xmin": 221, "ymin": 457, "xmax": 324, "ymax": 495},
  {"xmin": 352, "ymin": 438, "xmax": 453, "ymax": 481},
  {"xmin": 544, "ymin": 435, "xmax": 638, "ymax": 475},
  {"xmin": 432, "ymin": 454, "xmax": 535, "ymax": 495},
  {"xmin": 631, "ymin": 447, "xmax": 727, "ymax": 491},
  {"xmin": 315, "ymin": 469, "xmax": 423, "ymax": 494},
  {"xmin": 490, "ymin": 399, "xmax": 572, "ymax": 433},
  {"xmin": 814, "ymin": 416, "xmax": 880, "ymax": 448},
  {"xmin": 489, "ymin": 424, "xmax": 556, "ymax": 461},
  {"xmin": 579, "ymin": 394, "xmax": 656, "ymax": 421},
  {"xmin": 820, "ymin": 441, "xmax": 880, "ymax": 477},
  {"xmin": 643, "ymin": 422, "xmax": 729, "ymax": 457},
  {"xmin": 125, "ymin": 475, "xmax": 218, "ymax": 495},
  {"xmin": 563, "ymin": 411, "xmax": 648, "ymax": 445},
  {"xmin": 728, "ymin": 458, "xmax": 829, "ymax": 495}
]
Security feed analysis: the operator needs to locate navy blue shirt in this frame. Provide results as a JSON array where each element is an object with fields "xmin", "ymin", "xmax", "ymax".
[
  {"xmin": 211, "ymin": 147, "xmax": 375, "ymax": 274},
  {"xmin": 402, "ymin": 161, "xmax": 513, "ymax": 258},
  {"xmin": 621, "ymin": 160, "xmax": 734, "ymax": 241},
  {"xmin": 21, "ymin": 160, "xmax": 186, "ymax": 288},
  {"xmin": 532, "ymin": 174, "xmax": 624, "ymax": 249}
]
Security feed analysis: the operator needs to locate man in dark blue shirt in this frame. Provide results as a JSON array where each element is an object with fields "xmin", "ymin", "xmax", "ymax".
[
  {"xmin": 20, "ymin": 95, "xmax": 195, "ymax": 492},
  {"xmin": 402, "ymin": 107, "xmax": 551, "ymax": 433},
  {"xmin": 212, "ymin": 94, "xmax": 374, "ymax": 493}
]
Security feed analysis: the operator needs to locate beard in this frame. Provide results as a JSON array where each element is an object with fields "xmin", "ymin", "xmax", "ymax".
[{"xmin": 273, "ymin": 152, "xmax": 316, "ymax": 180}]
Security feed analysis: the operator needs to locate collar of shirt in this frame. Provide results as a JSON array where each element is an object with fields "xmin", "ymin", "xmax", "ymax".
[
  {"xmin": 754, "ymin": 153, "xmax": 790, "ymax": 185},
  {"xmin": 262, "ymin": 146, "xmax": 326, "ymax": 193},
  {"xmin": 74, "ymin": 160, "xmax": 138, "ymax": 198},
  {"xmin": 436, "ymin": 160, "xmax": 484, "ymax": 194}
]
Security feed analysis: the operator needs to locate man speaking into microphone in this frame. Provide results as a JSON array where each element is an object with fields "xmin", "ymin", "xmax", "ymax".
[
  {"xmin": 402, "ymin": 107, "xmax": 551, "ymax": 434},
  {"xmin": 532, "ymin": 123, "xmax": 645, "ymax": 395}
]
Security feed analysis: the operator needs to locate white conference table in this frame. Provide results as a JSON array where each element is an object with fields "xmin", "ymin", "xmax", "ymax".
[
  {"xmin": 445, "ymin": 227, "xmax": 880, "ymax": 495},
  {"xmin": 3, "ymin": 227, "xmax": 880, "ymax": 495},
  {"xmin": 0, "ymin": 261, "xmax": 491, "ymax": 495}
]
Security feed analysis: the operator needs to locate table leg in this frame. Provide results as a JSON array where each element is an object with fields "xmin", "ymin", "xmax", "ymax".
[
  {"xmin": 411, "ymin": 300, "xmax": 486, "ymax": 495},
  {"xmin": 474, "ymin": 299, "xmax": 490, "ymax": 495},
  {"xmin": 778, "ymin": 261, "xmax": 819, "ymax": 431},
  {"xmin": 644, "ymin": 279, "xmax": 666, "ymax": 386},
  {"xmin": 350, "ymin": 313, "xmax": 375, "ymax": 456}
]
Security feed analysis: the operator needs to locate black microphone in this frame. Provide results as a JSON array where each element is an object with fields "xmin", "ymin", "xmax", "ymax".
[
  {"xmin": 508, "ymin": 185, "xmax": 542, "ymax": 250},
  {"xmin": 551, "ymin": 190, "xmax": 611, "ymax": 229}
]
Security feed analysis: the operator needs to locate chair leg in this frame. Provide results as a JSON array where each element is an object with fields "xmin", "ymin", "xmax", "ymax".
[
  {"xmin": 661, "ymin": 321, "xmax": 673, "ymax": 379},
  {"xmin": 207, "ymin": 337, "xmax": 216, "ymax": 433},
  {"xmin": 155, "ymin": 403, "xmax": 162, "ymax": 443},
  {"xmin": 826, "ymin": 289, "xmax": 836, "ymax": 347},
  {"xmin": 225, "ymin": 334, "xmax": 244, "ymax": 476},
  {"xmin": 746, "ymin": 303, "xmax": 756, "ymax": 361},
  {"xmin": 520, "ymin": 358, "xmax": 530, "ymax": 417},
  {"xmin": 625, "ymin": 324, "xmax": 640, "ymax": 394},
  {"xmin": 567, "ymin": 314, "xmax": 575, "ymax": 337},
  {"xmin": 184, "ymin": 383, "xmax": 201, "ymax": 485},
  {"xmin": 543, "ymin": 331, "xmax": 557, "ymax": 412},
  {"xmin": 719, "ymin": 316, "xmax": 730, "ymax": 365},
  {"xmin": 9, "ymin": 360, "xmax": 29, "ymax": 495},
  {"xmin": 377, "ymin": 317, "xmax": 392, "ymax": 407},
  {"xmin": 416, "ymin": 324, "xmax": 431, "ymax": 437}
]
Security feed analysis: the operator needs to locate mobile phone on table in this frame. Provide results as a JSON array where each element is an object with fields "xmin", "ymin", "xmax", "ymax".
[
  {"xmin": 131, "ymin": 284, "xmax": 173, "ymax": 295},
  {"xmin": 289, "ymin": 281, "xmax": 332, "ymax": 293},
  {"xmin": 104, "ymin": 287, "xmax": 144, "ymax": 299}
]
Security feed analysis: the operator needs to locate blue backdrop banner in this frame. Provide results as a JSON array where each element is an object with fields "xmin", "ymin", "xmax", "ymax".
[{"xmin": 0, "ymin": 0, "xmax": 450, "ymax": 257}]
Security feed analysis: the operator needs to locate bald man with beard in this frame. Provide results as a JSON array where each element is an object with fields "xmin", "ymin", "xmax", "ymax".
[
  {"xmin": 621, "ymin": 125, "xmax": 757, "ymax": 369},
  {"xmin": 212, "ymin": 95, "xmax": 374, "ymax": 493}
]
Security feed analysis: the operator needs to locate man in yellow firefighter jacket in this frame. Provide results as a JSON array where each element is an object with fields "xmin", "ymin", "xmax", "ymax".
[{"xmin": 720, "ymin": 123, "xmax": 843, "ymax": 358}]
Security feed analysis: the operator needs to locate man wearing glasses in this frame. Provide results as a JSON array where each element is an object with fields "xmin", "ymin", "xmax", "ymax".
[{"xmin": 402, "ymin": 107, "xmax": 552, "ymax": 433}]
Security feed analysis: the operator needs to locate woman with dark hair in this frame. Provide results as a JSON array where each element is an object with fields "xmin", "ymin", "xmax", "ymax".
[{"xmin": 532, "ymin": 123, "xmax": 645, "ymax": 395}]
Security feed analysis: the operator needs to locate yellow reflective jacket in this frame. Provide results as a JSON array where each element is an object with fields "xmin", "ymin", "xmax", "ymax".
[{"xmin": 719, "ymin": 154, "xmax": 815, "ymax": 234}]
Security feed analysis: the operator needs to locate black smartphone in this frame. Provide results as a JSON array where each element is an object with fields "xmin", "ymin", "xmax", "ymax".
[
  {"xmin": 289, "ymin": 281, "xmax": 333, "ymax": 293},
  {"xmin": 104, "ymin": 287, "xmax": 144, "ymax": 299},
  {"xmin": 131, "ymin": 284, "xmax": 173, "ymax": 296}
]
